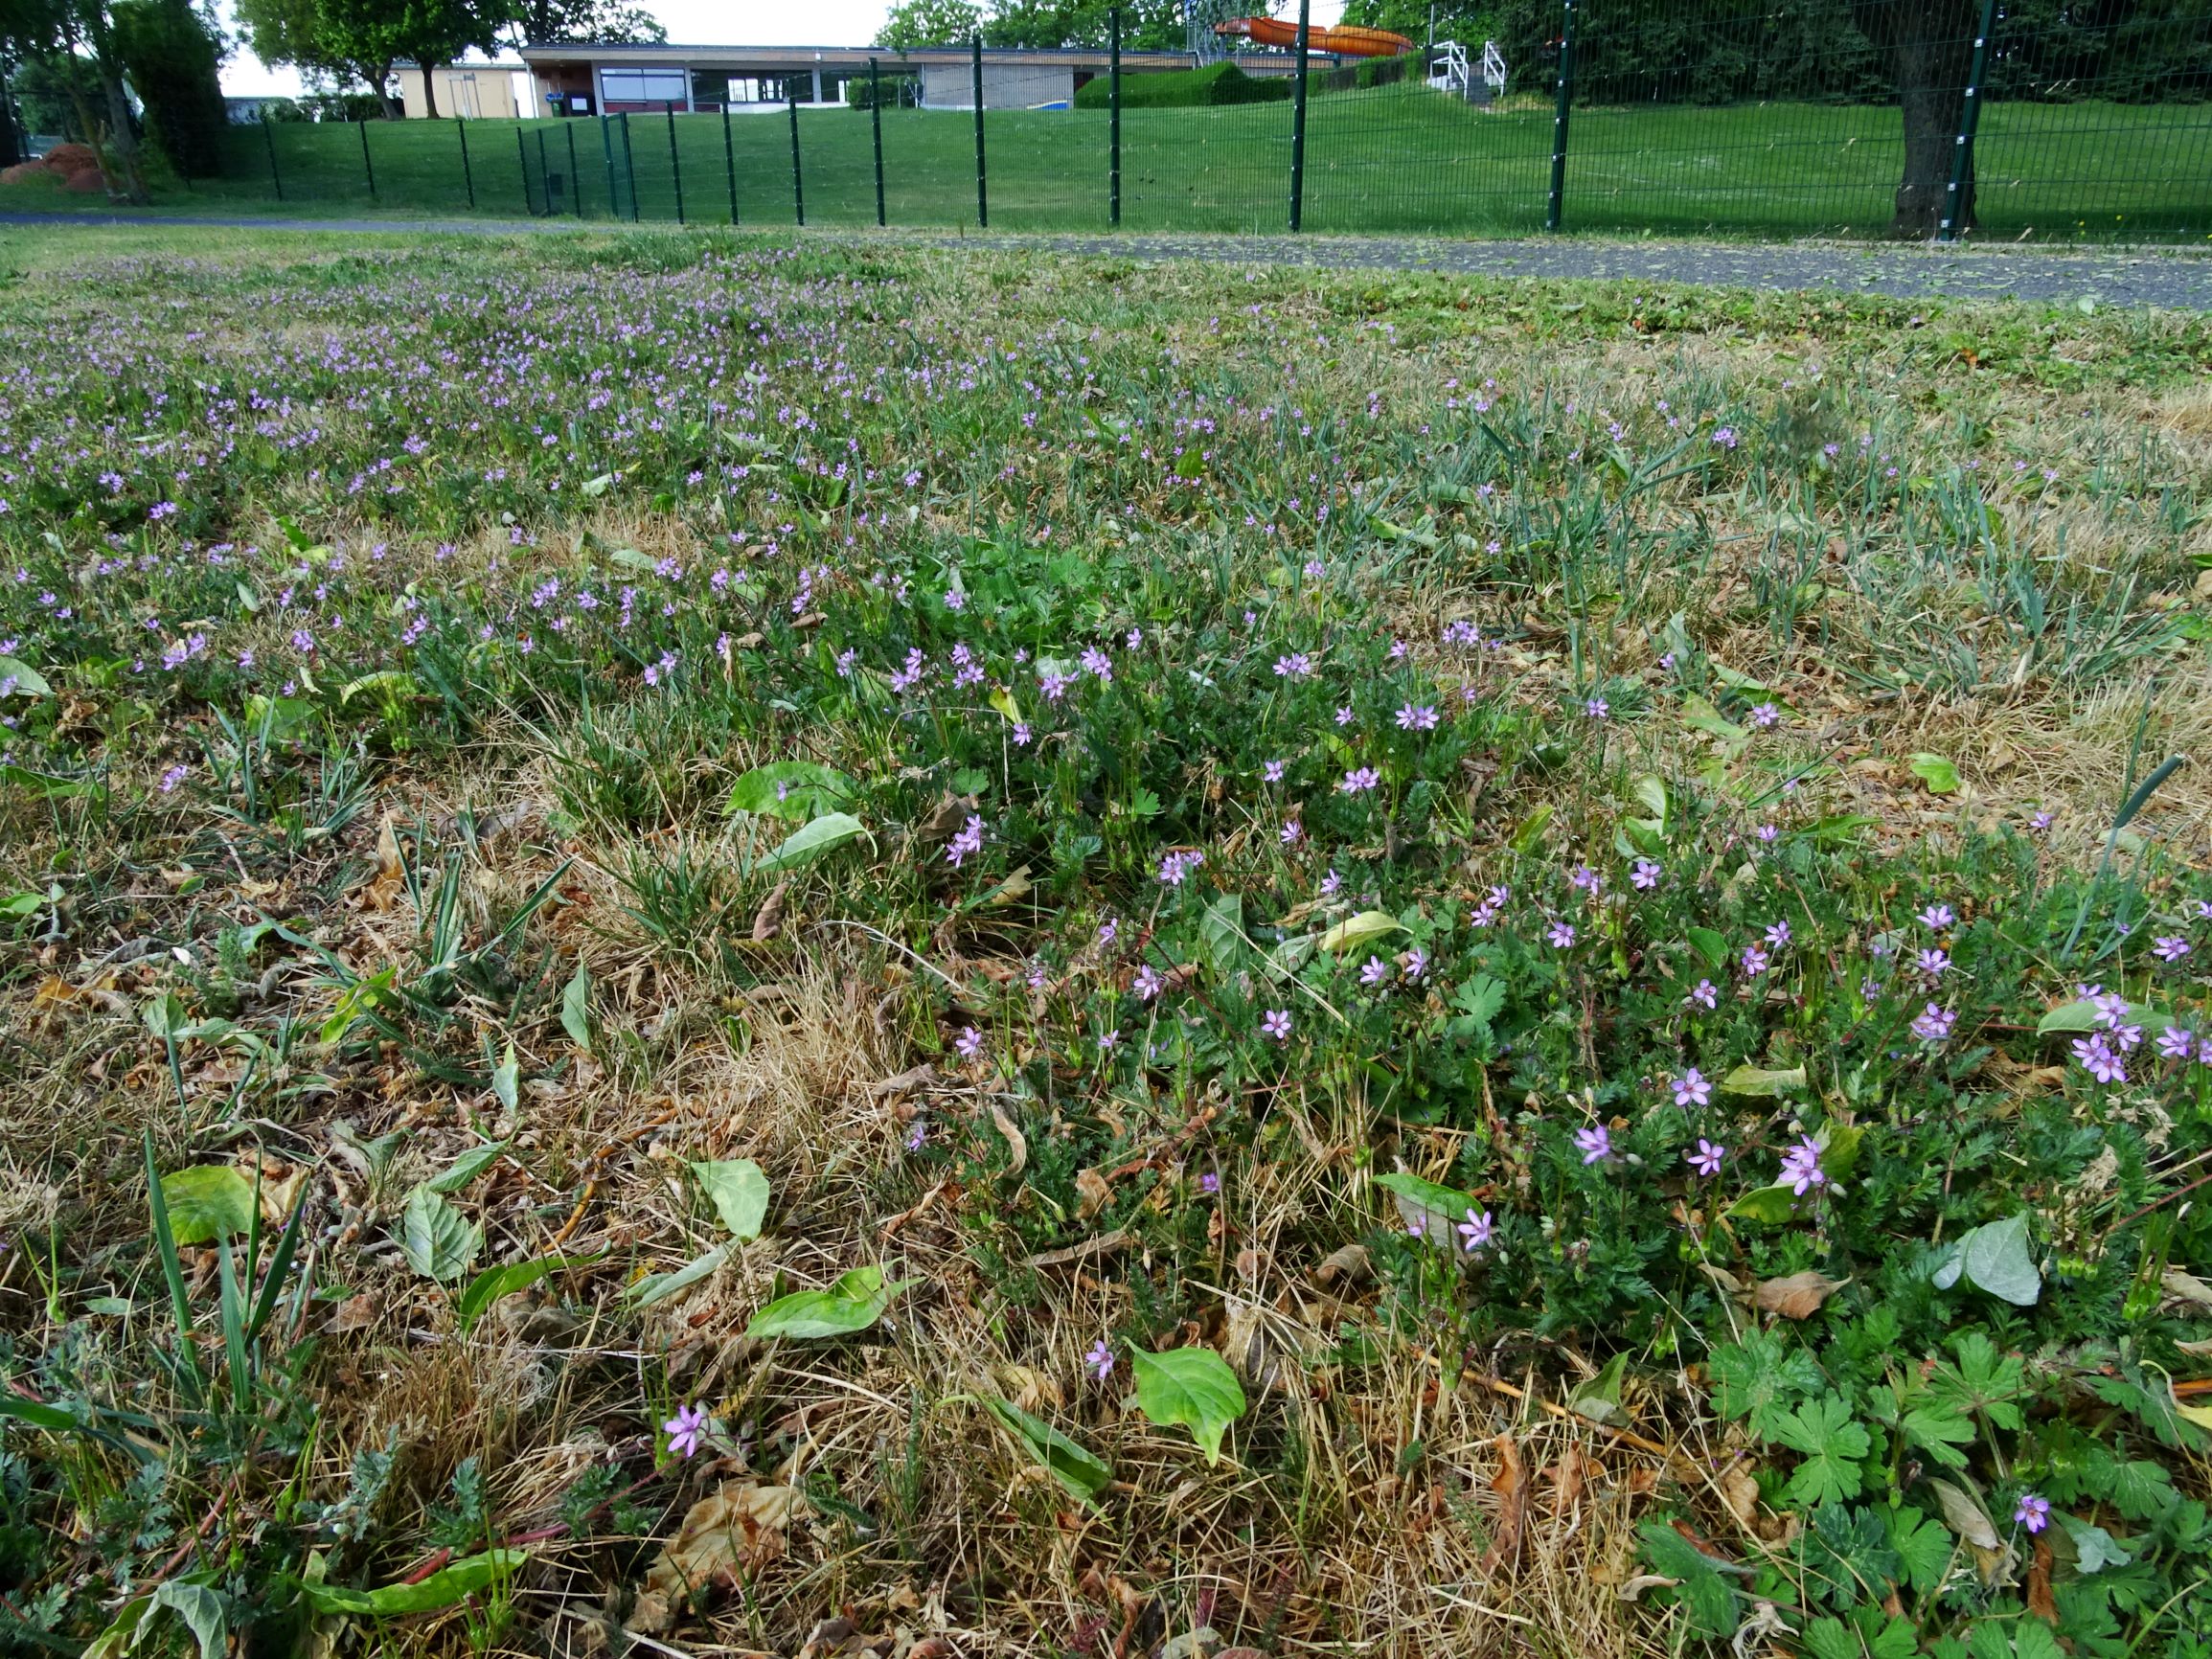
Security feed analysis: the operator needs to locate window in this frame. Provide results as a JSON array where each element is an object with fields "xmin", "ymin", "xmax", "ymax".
[{"xmin": 599, "ymin": 68, "xmax": 687, "ymax": 110}]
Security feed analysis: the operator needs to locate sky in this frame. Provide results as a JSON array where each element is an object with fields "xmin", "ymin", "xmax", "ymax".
[{"xmin": 217, "ymin": 0, "xmax": 1348, "ymax": 95}]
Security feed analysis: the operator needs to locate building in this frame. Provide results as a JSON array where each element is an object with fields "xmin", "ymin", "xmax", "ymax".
[
  {"xmin": 394, "ymin": 61, "xmax": 530, "ymax": 119},
  {"xmin": 517, "ymin": 42, "xmax": 1290, "ymax": 117}
]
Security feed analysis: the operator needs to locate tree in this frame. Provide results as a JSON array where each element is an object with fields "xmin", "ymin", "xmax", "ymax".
[
  {"xmin": 1849, "ymin": 0, "xmax": 1978, "ymax": 237},
  {"xmin": 114, "ymin": 0, "xmax": 227, "ymax": 176},
  {"xmin": 236, "ymin": 0, "xmax": 500, "ymax": 116},
  {"xmin": 876, "ymin": 0, "xmax": 1185, "ymax": 49},
  {"xmin": 874, "ymin": 0, "xmax": 981, "ymax": 49},
  {"xmin": 0, "ymin": 0, "xmax": 149, "ymax": 198},
  {"xmin": 501, "ymin": 0, "xmax": 663, "ymax": 46}
]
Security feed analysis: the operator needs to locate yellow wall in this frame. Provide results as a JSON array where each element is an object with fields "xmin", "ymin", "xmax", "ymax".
[{"xmin": 396, "ymin": 66, "xmax": 525, "ymax": 120}]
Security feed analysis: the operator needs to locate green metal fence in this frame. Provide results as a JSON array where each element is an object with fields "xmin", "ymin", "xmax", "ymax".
[{"xmin": 199, "ymin": 0, "xmax": 2212, "ymax": 241}]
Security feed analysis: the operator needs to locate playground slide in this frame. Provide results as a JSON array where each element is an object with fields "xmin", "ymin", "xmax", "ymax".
[{"xmin": 1213, "ymin": 16, "xmax": 1415, "ymax": 57}]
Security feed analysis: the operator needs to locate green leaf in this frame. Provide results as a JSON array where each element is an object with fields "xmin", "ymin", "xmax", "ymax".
[
  {"xmin": 1449, "ymin": 972, "xmax": 1505, "ymax": 1038},
  {"xmin": 2012, "ymin": 1623, "xmax": 2065, "ymax": 1659},
  {"xmin": 1374, "ymin": 1170, "xmax": 1478, "ymax": 1246},
  {"xmin": 984, "ymin": 1398, "xmax": 1112, "ymax": 1505},
  {"xmin": 398, "ymin": 1188, "xmax": 482, "ymax": 1283},
  {"xmin": 1931, "ymin": 1213, "xmax": 2041, "ymax": 1306},
  {"xmin": 1687, "ymin": 926, "xmax": 1729, "ymax": 974},
  {"xmin": 1568, "ymin": 1352, "xmax": 1630, "ymax": 1427},
  {"xmin": 1629, "ymin": 773, "xmax": 1668, "ymax": 827},
  {"xmin": 143, "ymin": 1582, "xmax": 227, "ymax": 1659},
  {"xmin": 1198, "ymin": 892, "xmax": 1246, "ymax": 977},
  {"xmin": 302, "ymin": 1549, "xmax": 527, "ymax": 1616},
  {"xmin": 1725, "ymin": 1184, "xmax": 1803, "ymax": 1225},
  {"xmin": 1635, "ymin": 1521, "xmax": 1738, "ymax": 1638},
  {"xmin": 160, "ymin": 1167, "xmax": 257, "ymax": 1245},
  {"xmin": 1708, "ymin": 1330, "xmax": 1823, "ymax": 1439},
  {"xmin": 2035, "ymin": 998, "xmax": 2172, "ymax": 1035},
  {"xmin": 0, "ymin": 656, "xmax": 52, "ymax": 698},
  {"xmin": 425, "ymin": 1141, "xmax": 509, "ymax": 1195},
  {"xmin": 560, "ymin": 965, "xmax": 592, "ymax": 1052},
  {"xmin": 1901, "ymin": 1403, "xmax": 1975, "ymax": 1469},
  {"xmin": 724, "ymin": 761, "xmax": 858, "ymax": 821},
  {"xmin": 1315, "ymin": 910, "xmax": 1402, "ymax": 955},
  {"xmin": 754, "ymin": 811, "xmax": 874, "ymax": 874},
  {"xmin": 691, "ymin": 1160, "xmax": 769, "ymax": 1240},
  {"xmin": 1507, "ymin": 803, "xmax": 1553, "ymax": 853},
  {"xmin": 490, "ymin": 1044, "xmax": 519, "ymax": 1115},
  {"xmin": 1773, "ymin": 1397, "xmax": 1869, "ymax": 1507},
  {"xmin": 1130, "ymin": 1346, "xmax": 1246, "ymax": 1465},
  {"xmin": 1885, "ymin": 1506, "xmax": 1953, "ymax": 1595},
  {"xmin": 0, "ymin": 1392, "xmax": 76, "ymax": 1432},
  {"xmin": 2057, "ymin": 1511, "xmax": 2132, "ymax": 1573},
  {"xmin": 1908, "ymin": 753, "xmax": 1961, "ymax": 794},
  {"xmin": 745, "ymin": 1264, "xmax": 903, "ymax": 1340},
  {"xmin": 0, "ymin": 763, "xmax": 91, "ymax": 800},
  {"xmin": 625, "ymin": 1243, "xmax": 730, "ymax": 1308},
  {"xmin": 1720, "ymin": 1062, "xmax": 1807, "ymax": 1097},
  {"xmin": 455, "ymin": 1256, "xmax": 584, "ymax": 1334}
]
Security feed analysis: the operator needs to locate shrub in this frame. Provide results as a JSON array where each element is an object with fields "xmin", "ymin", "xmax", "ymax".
[{"xmin": 1073, "ymin": 59, "xmax": 1292, "ymax": 108}]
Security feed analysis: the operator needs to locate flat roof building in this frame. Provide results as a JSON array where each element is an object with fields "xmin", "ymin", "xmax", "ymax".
[{"xmin": 516, "ymin": 42, "xmax": 1294, "ymax": 118}]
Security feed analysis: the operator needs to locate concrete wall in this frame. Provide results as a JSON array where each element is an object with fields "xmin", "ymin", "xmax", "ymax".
[
  {"xmin": 919, "ymin": 62, "xmax": 1076, "ymax": 109},
  {"xmin": 398, "ymin": 65, "xmax": 524, "ymax": 119}
]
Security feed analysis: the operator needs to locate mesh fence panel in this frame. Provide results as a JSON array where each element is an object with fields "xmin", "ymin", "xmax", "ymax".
[{"xmin": 197, "ymin": 5, "xmax": 2212, "ymax": 243}]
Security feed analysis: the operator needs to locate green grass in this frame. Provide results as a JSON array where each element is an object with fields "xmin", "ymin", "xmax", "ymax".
[{"xmin": 148, "ymin": 83, "xmax": 2212, "ymax": 239}]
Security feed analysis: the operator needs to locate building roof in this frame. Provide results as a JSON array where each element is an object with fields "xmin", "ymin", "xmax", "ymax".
[{"xmin": 517, "ymin": 42, "xmax": 1200, "ymax": 73}]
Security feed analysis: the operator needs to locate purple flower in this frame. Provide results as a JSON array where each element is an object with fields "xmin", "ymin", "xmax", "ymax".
[
  {"xmin": 2071, "ymin": 1033, "xmax": 2128, "ymax": 1084},
  {"xmin": 1920, "ymin": 902, "xmax": 1955, "ymax": 928},
  {"xmin": 1548, "ymin": 920, "xmax": 1577, "ymax": 948},
  {"xmin": 1575, "ymin": 1125, "xmax": 1612, "ymax": 1165},
  {"xmin": 2030, "ymin": 810, "xmax": 2054, "ymax": 831},
  {"xmin": 1686, "ymin": 1139, "xmax": 1726, "ymax": 1177},
  {"xmin": 1755, "ymin": 824, "xmax": 1779, "ymax": 844},
  {"xmin": 1339, "ymin": 766, "xmax": 1380, "ymax": 795},
  {"xmin": 1280, "ymin": 819, "xmax": 1303, "ymax": 846},
  {"xmin": 955, "ymin": 1027, "xmax": 985, "ymax": 1060},
  {"xmin": 1273, "ymin": 652, "xmax": 1313, "ymax": 679},
  {"xmin": 1403, "ymin": 947, "xmax": 1427, "ymax": 981},
  {"xmin": 1457, "ymin": 1208, "xmax": 1494, "ymax": 1252},
  {"xmin": 1319, "ymin": 869, "xmax": 1342, "ymax": 897},
  {"xmin": 159, "ymin": 763, "xmax": 189, "ymax": 794},
  {"xmin": 1631, "ymin": 858, "xmax": 1663, "ymax": 890},
  {"xmin": 1911, "ymin": 1004, "xmax": 1957, "ymax": 1044},
  {"xmin": 663, "ymin": 1402, "xmax": 708, "ymax": 1459},
  {"xmin": 1916, "ymin": 948, "xmax": 1950, "ymax": 980},
  {"xmin": 1086, "ymin": 1340, "xmax": 1114, "ymax": 1381},
  {"xmin": 1264, "ymin": 759, "xmax": 1287, "ymax": 783},
  {"xmin": 1199, "ymin": 1171, "xmax": 1220, "ymax": 1193},
  {"xmin": 1134, "ymin": 966, "xmax": 1164, "ymax": 1001},
  {"xmin": 1334, "ymin": 706, "xmax": 1355, "ymax": 727},
  {"xmin": 1765, "ymin": 920, "xmax": 1791, "ymax": 948},
  {"xmin": 943, "ymin": 588, "xmax": 965, "ymax": 613},
  {"xmin": 1395, "ymin": 703, "xmax": 1439, "ymax": 731},
  {"xmin": 1741, "ymin": 943, "xmax": 1770, "ymax": 977},
  {"xmin": 1262, "ymin": 1008, "xmax": 1292, "ymax": 1042},
  {"xmin": 1778, "ymin": 1137, "xmax": 1826, "ymax": 1195},
  {"xmin": 1569, "ymin": 864, "xmax": 1603, "ymax": 895},
  {"xmin": 1749, "ymin": 702, "xmax": 1780, "ymax": 729},
  {"xmin": 2154, "ymin": 935, "xmax": 2191, "ymax": 964},
  {"xmin": 2014, "ymin": 1492, "xmax": 2050, "ymax": 1534},
  {"xmin": 1672, "ymin": 1068, "xmax": 1712, "ymax": 1108},
  {"xmin": 1359, "ymin": 956, "xmax": 1390, "ymax": 987},
  {"xmin": 946, "ymin": 815, "xmax": 986, "ymax": 868},
  {"xmin": 1685, "ymin": 979, "xmax": 1719, "ymax": 1011},
  {"xmin": 1585, "ymin": 696, "xmax": 1610, "ymax": 720}
]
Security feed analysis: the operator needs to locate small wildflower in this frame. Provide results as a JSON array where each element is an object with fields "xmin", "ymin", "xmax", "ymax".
[
  {"xmin": 1749, "ymin": 702, "xmax": 1780, "ymax": 729},
  {"xmin": 1199, "ymin": 1171, "xmax": 1220, "ymax": 1193},
  {"xmin": 2154, "ymin": 935, "xmax": 2191, "ymax": 964},
  {"xmin": 1457, "ymin": 1209, "xmax": 1494, "ymax": 1252},
  {"xmin": 1685, "ymin": 978, "xmax": 1719, "ymax": 1011},
  {"xmin": 1262, "ymin": 1008, "xmax": 1292, "ymax": 1042},
  {"xmin": 1765, "ymin": 920, "xmax": 1791, "ymax": 948},
  {"xmin": 2014, "ymin": 1492, "xmax": 2051, "ymax": 1534},
  {"xmin": 1085, "ymin": 1340, "xmax": 1114, "ymax": 1381},
  {"xmin": 1742, "ymin": 943, "xmax": 1770, "ymax": 976},
  {"xmin": 1359, "ymin": 956, "xmax": 1390, "ymax": 987},
  {"xmin": 1778, "ymin": 1137, "xmax": 1827, "ymax": 1195},
  {"xmin": 1548, "ymin": 920, "xmax": 1577, "ymax": 948},
  {"xmin": 2071, "ymin": 1033, "xmax": 2127, "ymax": 1084},
  {"xmin": 1264, "ymin": 759, "xmax": 1287, "ymax": 783},
  {"xmin": 663, "ymin": 1403, "xmax": 708, "ymax": 1459},
  {"xmin": 1339, "ymin": 766, "xmax": 1380, "ymax": 795},
  {"xmin": 1911, "ymin": 1004, "xmax": 1957, "ymax": 1044},
  {"xmin": 1575, "ymin": 1125, "xmax": 1612, "ymax": 1165},
  {"xmin": 1631, "ymin": 858, "xmax": 1663, "ymax": 890},
  {"xmin": 1672, "ymin": 1068, "xmax": 1712, "ymax": 1108},
  {"xmin": 1280, "ymin": 819, "xmax": 1303, "ymax": 845},
  {"xmin": 2157, "ymin": 1026, "xmax": 2195, "ymax": 1060},
  {"xmin": 1403, "ymin": 947, "xmax": 1428, "ymax": 981},
  {"xmin": 1686, "ymin": 1139, "xmax": 1726, "ymax": 1177},
  {"xmin": 1584, "ymin": 695, "xmax": 1609, "ymax": 720},
  {"xmin": 1920, "ymin": 902, "xmax": 1955, "ymax": 928},
  {"xmin": 1916, "ymin": 948, "xmax": 1950, "ymax": 980},
  {"xmin": 1134, "ymin": 965, "xmax": 1164, "ymax": 1001},
  {"xmin": 955, "ymin": 1027, "xmax": 985, "ymax": 1060},
  {"xmin": 945, "ymin": 815, "xmax": 985, "ymax": 868}
]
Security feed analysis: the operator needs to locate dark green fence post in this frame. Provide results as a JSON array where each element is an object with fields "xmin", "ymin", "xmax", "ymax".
[
  {"xmin": 1109, "ymin": 7, "xmax": 1121, "ymax": 226},
  {"xmin": 359, "ymin": 117, "xmax": 376, "ymax": 202},
  {"xmin": 567, "ymin": 123, "xmax": 582, "ymax": 216},
  {"xmin": 1546, "ymin": 0, "xmax": 1576, "ymax": 233},
  {"xmin": 971, "ymin": 35, "xmax": 989, "ymax": 228},
  {"xmin": 457, "ymin": 119, "xmax": 474, "ymax": 208},
  {"xmin": 262, "ymin": 114, "xmax": 283, "ymax": 201},
  {"xmin": 869, "ymin": 58, "xmax": 886, "ymax": 226},
  {"xmin": 1939, "ymin": 0, "xmax": 2001, "ymax": 241},
  {"xmin": 721, "ymin": 105, "xmax": 739, "ymax": 223},
  {"xmin": 787, "ymin": 93, "xmax": 805, "ymax": 224},
  {"xmin": 517, "ymin": 126, "xmax": 534, "ymax": 214},
  {"xmin": 1288, "ymin": 0, "xmax": 1311, "ymax": 231},
  {"xmin": 621, "ymin": 110, "xmax": 639, "ymax": 220},
  {"xmin": 537, "ymin": 125, "xmax": 554, "ymax": 213},
  {"xmin": 665, "ymin": 105, "xmax": 685, "ymax": 222},
  {"xmin": 599, "ymin": 113, "xmax": 619, "ymax": 217}
]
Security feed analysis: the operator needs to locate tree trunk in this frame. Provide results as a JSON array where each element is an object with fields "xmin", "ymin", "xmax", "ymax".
[
  {"xmin": 367, "ymin": 60, "xmax": 401, "ymax": 117},
  {"xmin": 99, "ymin": 69, "xmax": 148, "ymax": 202},
  {"xmin": 421, "ymin": 61, "xmax": 441, "ymax": 118},
  {"xmin": 1890, "ymin": 30, "xmax": 1973, "ymax": 237}
]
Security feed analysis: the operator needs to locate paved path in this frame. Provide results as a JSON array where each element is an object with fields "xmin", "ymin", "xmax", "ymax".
[{"xmin": 6, "ymin": 211, "xmax": 2209, "ymax": 310}]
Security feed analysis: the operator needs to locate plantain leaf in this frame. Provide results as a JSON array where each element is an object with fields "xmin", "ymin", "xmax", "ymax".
[
  {"xmin": 303, "ymin": 1549, "xmax": 527, "ymax": 1616},
  {"xmin": 160, "ymin": 1167, "xmax": 256, "ymax": 1245},
  {"xmin": 745, "ymin": 1264, "xmax": 904, "ymax": 1340},
  {"xmin": 399, "ymin": 1188, "xmax": 482, "ymax": 1283},
  {"xmin": 691, "ymin": 1159, "xmax": 770, "ymax": 1240},
  {"xmin": 1131, "ymin": 1347, "xmax": 1246, "ymax": 1465},
  {"xmin": 725, "ymin": 761, "xmax": 858, "ymax": 821},
  {"xmin": 754, "ymin": 811, "xmax": 873, "ymax": 874}
]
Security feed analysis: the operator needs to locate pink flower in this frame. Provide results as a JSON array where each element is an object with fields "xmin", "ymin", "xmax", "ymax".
[
  {"xmin": 1686, "ymin": 1139, "xmax": 1725, "ymax": 1177},
  {"xmin": 1262, "ymin": 1009, "xmax": 1292, "ymax": 1042},
  {"xmin": 1575, "ymin": 1125, "xmax": 1612, "ymax": 1165},
  {"xmin": 2014, "ymin": 1492, "xmax": 2050, "ymax": 1534},
  {"xmin": 1672, "ymin": 1068, "xmax": 1711, "ymax": 1108},
  {"xmin": 1457, "ymin": 1209, "xmax": 1494, "ymax": 1251},
  {"xmin": 1777, "ymin": 1137, "xmax": 1826, "ymax": 1195},
  {"xmin": 663, "ymin": 1403, "xmax": 708, "ymax": 1459},
  {"xmin": 1086, "ymin": 1340, "xmax": 1114, "ymax": 1380}
]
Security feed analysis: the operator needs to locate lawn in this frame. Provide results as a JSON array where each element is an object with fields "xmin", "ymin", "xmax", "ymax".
[
  {"xmin": 0, "ymin": 223, "xmax": 2210, "ymax": 1658},
  {"xmin": 149, "ymin": 84, "xmax": 2212, "ymax": 239}
]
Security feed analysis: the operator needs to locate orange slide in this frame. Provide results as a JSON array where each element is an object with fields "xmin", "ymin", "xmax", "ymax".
[{"xmin": 1215, "ymin": 15, "xmax": 1414, "ymax": 56}]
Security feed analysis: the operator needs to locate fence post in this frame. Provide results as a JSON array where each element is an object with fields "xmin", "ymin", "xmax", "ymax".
[
  {"xmin": 1288, "ymin": 0, "xmax": 1311, "ymax": 231},
  {"xmin": 1939, "ymin": 0, "xmax": 2001, "ymax": 242},
  {"xmin": 261, "ymin": 113, "xmax": 283, "ymax": 201},
  {"xmin": 1109, "ymin": 8, "xmax": 1121, "ymax": 226},
  {"xmin": 870, "ymin": 58, "xmax": 886, "ymax": 226},
  {"xmin": 600, "ymin": 113, "xmax": 620, "ymax": 217},
  {"xmin": 1546, "ymin": 0, "xmax": 1576, "ymax": 233},
  {"xmin": 665, "ymin": 105, "xmax": 685, "ymax": 222},
  {"xmin": 621, "ymin": 110, "xmax": 639, "ymax": 220},
  {"xmin": 358, "ymin": 117, "xmax": 376, "ymax": 202},
  {"xmin": 538, "ymin": 125, "xmax": 554, "ymax": 213},
  {"xmin": 787, "ymin": 93, "xmax": 805, "ymax": 224},
  {"xmin": 721, "ymin": 105, "xmax": 739, "ymax": 223},
  {"xmin": 971, "ymin": 36, "xmax": 989, "ymax": 228},
  {"xmin": 517, "ymin": 126, "xmax": 534, "ymax": 215},
  {"xmin": 457, "ymin": 119, "xmax": 474, "ymax": 209},
  {"xmin": 567, "ymin": 123, "xmax": 582, "ymax": 216}
]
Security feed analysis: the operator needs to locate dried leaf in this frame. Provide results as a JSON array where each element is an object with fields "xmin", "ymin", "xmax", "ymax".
[
  {"xmin": 1927, "ymin": 1478, "xmax": 2000, "ymax": 1550},
  {"xmin": 1751, "ymin": 1271, "xmax": 1846, "ymax": 1320},
  {"xmin": 990, "ymin": 1102, "xmax": 1028, "ymax": 1175},
  {"xmin": 1074, "ymin": 1167, "xmax": 1112, "ymax": 1221},
  {"xmin": 361, "ymin": 817, "xmax": 405, "ymax": 913},
  {"xmin": 1313, "ymin": 1242, "xmax": 1371, "ymax": 1285},
  {"xmin": 2026, "ymin": 1534, "xmax": 2057, "ymax": 1622},
  {"xmin": 1720, "ymin": 1464, "xmax": 1762, "ymax": 1530},
  {"xmin": 2162, "ymin": 1267, "xmax": 2212, "ymax": 1307},
  {"xmin": 749, "ymin": 879, "xmax": 789, "ymax": 943},
  {"xmin": 631, "ymin": 1482, "xmax": 806, "ymax": 1632},
  {"xmin": 1478, "ymin": 1434, "xmax": 1527, "ymax": 1578},
  {"xmin": 328, "ymin": 1294, "xmax": 380, "ymax": 1333}
]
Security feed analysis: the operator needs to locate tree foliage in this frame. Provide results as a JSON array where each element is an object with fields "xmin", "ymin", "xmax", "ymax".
[
  {"xmin": 234, "ymin": 0, "xmax": 502, "ymax": 115},
  {"xmin": 500, "ymin": 0, "xmax": 661, "ymax": 48},
  {"xmin": 876, "ymin": 0, "xmax": 1183, "ymax": 51},
  {"xmin": 113, "ymin": 0, "xmax": 226, "ymax": 176}
]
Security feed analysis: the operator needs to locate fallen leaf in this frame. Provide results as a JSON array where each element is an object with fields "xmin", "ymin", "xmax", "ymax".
[
  {"xmin": 990, "ymin": 1102, "xmax": 1028, "ymax": 1175},
  {"xmin": 867, "ymin": 1064, "xmax": 935, "ymax": 1099},
  {"xmin": 361, "ymin": 817, "xmax": 405, "ymax": 913},
  {"xmin": 1751, "ymin": 1271, "xmax": 1847, "ymax": 1320},
  {"xmin": 1313, "ymin": 1242, "xmax": 1370, "ymax": 1285},
  {"xmin": 749, "ymin": 879, "xmax": 789, "ymax": 943},
  {"xmin": 328, "ymin": 1294, "xmax": 380, "ymax": 1333},
  {"xmin": 2026, "ymin": 1534, "xmax": 2056, "ymax": 1622},
  {"xmin": 1720, "ymin": 1463, "xmax": 1762, "ymax": 1530},
  {"xmin": 1548, "ymin": 1447, "xmax": 1600, "ymax": 1512},
  {"xmin": 1478, "ymin": 1434, "xmax": 1527, "ymax": 1578},
  {"xmin": 2162, "ymin": 1267, "xmax": 2212, "ymax": 1307},
  {"xmin": 1074, "ymin": 1168, "xmax": 1112, "ymax": 1220},
  {"xmin": 631, "ymin": 1482, "xmax": 806, "ymax": 1632}
]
